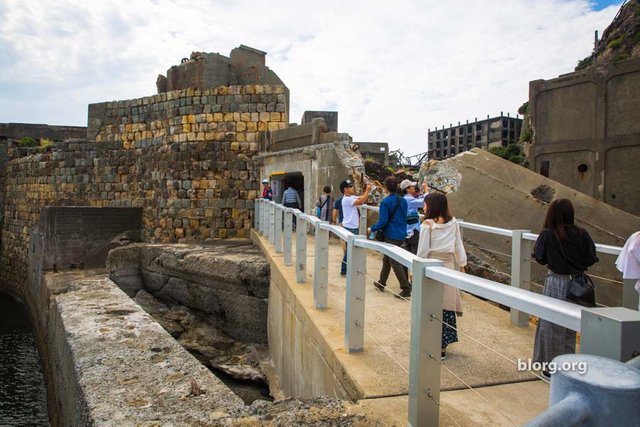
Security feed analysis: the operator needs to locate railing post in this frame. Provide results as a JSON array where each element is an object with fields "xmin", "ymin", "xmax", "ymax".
[
  {"xmin": 510, "ymin": 230, "xmax": 532, "ymax": 326},
  {"xmin": 296, "ymin": 214, "xmax": 307, "ymax": 283},
  {"xmin": 580, "ymin": 307, "xmax": 640, "ymax": 362},
  {"xmin": 314, "ymin": 221, "xmax": 330, "ymax": 309},
  {"xmin": 268, "ymin": 202, "xmax": 275, "ymax": 244},
  {"xmin": 275, "ymin": 205, "xmax": 283, "ymax": 253},
  {"xmin": 345, "ymin": 234, "xmax": 367, "ymax": 352},
  {"xmin": 408, "ymin": 258, "xmax": 444, "ymax": 427},
  {"xmin": 622, "ymin": 278, "xmax": 640, "ymax": 311},
  {"xmin": 254, "ymin": 199, "xmax": 260, "ymax": 230},
  {"xmin": 260, "ymin": 199, "xmax": 267, "ymax": 235},
  {"xmin": 359, "ymin": 205, "xmax": 368, "ymax": 236},
  {"xmin": 283, "ymin": 209, "xmax": 293, "ymax": 266}
]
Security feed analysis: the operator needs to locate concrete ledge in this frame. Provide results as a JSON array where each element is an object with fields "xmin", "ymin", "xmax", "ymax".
[{"xmin": 40, "ymin": 270, "xmax": 242, "ymax": 425}]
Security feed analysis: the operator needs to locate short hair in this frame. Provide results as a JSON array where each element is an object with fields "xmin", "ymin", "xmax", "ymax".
[
  {"xmin": 424, "ymin": 192, "xmax": 452, "ymax": 222},
  {"xmin": 323, "ymin": 185, "xmax": 332, "ymax": 194},
  {"xmin": 384, "ymin": 177, "xmax": 398, "ymax": 193}
]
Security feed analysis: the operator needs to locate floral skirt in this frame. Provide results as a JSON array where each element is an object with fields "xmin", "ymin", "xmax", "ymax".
[{"xmin": 442, "ymin": 310, "xmax": 458, "ymax": 349}]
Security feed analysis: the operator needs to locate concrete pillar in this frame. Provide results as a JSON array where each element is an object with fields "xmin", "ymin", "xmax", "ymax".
[
  {"xmin": 296, "ymin": 215, "xmax": 307, "ymax": 283},
  {"xmin": 313, "ymin": 221, "xmax": 330, "ymax": 309},
  {"xmin": 283, "ymin": 210, "xmax": 293, "ymax": 266},
  {"xmin": 510, "ymin": 230, "xmax": 532, "ymax": 326},
  {"xmin": 408, "ymin": 259, "xmax": 444, "ymax": 427},
  {"xmin": 345, "ymin": 235, "xmax": 367, "ymax": 352},
  {"xmin": 275, "ymin": 205, "xmax": 283, "ymax": 254},
  {"xmin": 523, "ymin": 354, "xmax": 640, "ymax": 427}
]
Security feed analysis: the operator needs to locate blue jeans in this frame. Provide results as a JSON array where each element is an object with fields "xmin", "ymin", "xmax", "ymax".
[{"xmin": 341, "ymin": 227, "xmax": 360, "ymax": 274}]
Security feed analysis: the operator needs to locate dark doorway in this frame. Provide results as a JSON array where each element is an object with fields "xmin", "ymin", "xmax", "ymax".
[
  {"xmin": 540, "ymin": 161, "xmax": 550, "ymax": 178},
  {"xmin": 279, "ymin": 172, "xmax": 304, "ymax": 211}
]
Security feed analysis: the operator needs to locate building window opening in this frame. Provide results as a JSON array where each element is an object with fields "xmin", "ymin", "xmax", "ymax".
[
  {"xmin": 540, "ymin": 161, "xmax": 550, "ymax": 178},
  {"xmin": 577, "ymin": 164, "xmax": 589, "ymax": 173}
]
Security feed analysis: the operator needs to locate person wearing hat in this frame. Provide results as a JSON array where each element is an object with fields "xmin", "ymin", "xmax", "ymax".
[
  {"xmin": 400, "ymin": 179, "xmax": 429, "ymax": 258},
  {"xmin": 261, "ymin": 178, "xmax": 272, "ymax": 200},
  {"xmin": 339, "ymin": 178, "xmax": 372, "ymax": 276}
]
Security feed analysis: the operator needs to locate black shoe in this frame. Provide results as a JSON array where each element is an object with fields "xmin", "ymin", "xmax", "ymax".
[
  {"xmin": 373, "ymin": 281, "xmax": 385, "ymax": 292},
  {"xmin": 395, "ymin": 290, "xmax": 411, "ymax": 299},
  {"xmin": 541, "ymin": 370, "xmax": 551, "ymax": 380},
  {"xmin": 340, "ymin": 271, "xmax": 346, "ymax": 276},
  {"xmin": 441, "ymin": 351, "xmax": 447, "ymax": 361}
]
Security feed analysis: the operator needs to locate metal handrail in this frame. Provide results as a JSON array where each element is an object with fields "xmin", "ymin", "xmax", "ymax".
[
  {"xmin": 360, "ymin": 204, "xmax": 623, "ymax": 256},
  {"xmin": 424, "ymin": 266, "xmax": 582, "ymax": 331}
]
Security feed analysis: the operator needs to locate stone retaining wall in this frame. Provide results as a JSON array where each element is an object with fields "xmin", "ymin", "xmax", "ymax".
[{"xmin": 0, "ymin": 85, "xmax": 287, "ymax": 296}]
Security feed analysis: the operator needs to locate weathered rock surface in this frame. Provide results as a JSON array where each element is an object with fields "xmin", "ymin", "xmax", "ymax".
[
  {"xmin": 108, "ymin": 240, "xmax": 270, "ymax": 343},
  {"xmin": 134, "ymin": 289, "xmax": 266, "ymax": 383}
]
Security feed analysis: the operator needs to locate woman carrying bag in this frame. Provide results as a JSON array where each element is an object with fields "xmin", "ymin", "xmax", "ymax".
[
  {"xmin": 416, "ymin": 192, "xmax": 466, "ymax": 360},
  {"xmin": 532, "ymin": 198, "xmax": 598, "ymax": 378}
]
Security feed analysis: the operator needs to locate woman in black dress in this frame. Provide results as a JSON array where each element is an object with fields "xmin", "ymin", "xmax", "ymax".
[{"xmin": 532, "ymin": 199, "xmax": 598, "ymax": 374}]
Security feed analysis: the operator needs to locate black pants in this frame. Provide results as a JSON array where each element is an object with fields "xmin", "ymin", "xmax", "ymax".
[
  {"xmin": 404, "ymin": 232, "xmax": 420, "ymax": 278},
  {"xmin": 379, "ymin": 237, "xmax": 411, "ymax": 292}
]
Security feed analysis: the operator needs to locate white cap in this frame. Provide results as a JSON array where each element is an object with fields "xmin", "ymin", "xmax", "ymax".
[
  {"xmin": 400, "ymin": 179, "xmax": 417, "ymax": 190},
  {"xmin": 262, "ymin": 179, "xmax": 269, "ymax": 184}
]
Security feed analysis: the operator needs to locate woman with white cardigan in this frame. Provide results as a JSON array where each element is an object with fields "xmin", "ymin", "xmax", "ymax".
[{"xmin": 416, "ymin": 192, "xmax": 466, "ymax": 360}]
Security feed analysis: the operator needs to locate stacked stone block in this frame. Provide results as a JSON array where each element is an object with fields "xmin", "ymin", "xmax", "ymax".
[{"xmin": 0, "ymin": 85, "xmax": 287, "ymax": 296}]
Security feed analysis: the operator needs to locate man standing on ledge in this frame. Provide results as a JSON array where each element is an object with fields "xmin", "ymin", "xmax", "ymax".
[{"xmin": 339, "ymin": 179, "xmax": 371, "ymax": 276}]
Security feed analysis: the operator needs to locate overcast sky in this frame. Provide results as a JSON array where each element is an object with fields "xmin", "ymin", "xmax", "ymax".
[{"xmin": 0, "ymin": 0, "xmax": 621, "ymax": 155}]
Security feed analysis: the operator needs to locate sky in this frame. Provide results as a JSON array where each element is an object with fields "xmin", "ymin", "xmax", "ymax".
[{"xmin": 0, "ymin": 0, "xmax": 622, "ymax": 156}]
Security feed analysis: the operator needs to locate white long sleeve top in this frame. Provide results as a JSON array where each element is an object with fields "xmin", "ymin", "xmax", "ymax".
[{"xmin": 417, "ymin": 218, "xmax": 467, "ymax": 268}]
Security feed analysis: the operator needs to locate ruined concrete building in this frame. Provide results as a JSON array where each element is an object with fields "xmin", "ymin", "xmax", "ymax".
[
  {"xmin": 427, "ymin": 114, "xmax": 523, "ymax": 160},
  {"xmin": 156, "ymin": 45, "xmax": 290, "ymax": 120},
  {"xmin": 528, "ymin": 1, "xmax": 640, "ymax": 216}
]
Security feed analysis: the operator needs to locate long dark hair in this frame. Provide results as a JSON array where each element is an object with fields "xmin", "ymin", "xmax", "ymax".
[
  {"xmin": 543, "ymin": 198, "xmax": 575, "ymax": 241},
  {"xmin": 424, "ymin": 192, "xmax": 452, "ymax": 223}
]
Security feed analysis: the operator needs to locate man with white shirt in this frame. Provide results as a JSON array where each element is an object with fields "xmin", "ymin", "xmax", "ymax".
[{"xmin": 339, "ymin": 179, "xmax": 372, "ymax": 276}]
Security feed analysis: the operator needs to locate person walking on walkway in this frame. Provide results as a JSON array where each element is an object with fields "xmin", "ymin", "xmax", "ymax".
[
  {"xmin": 416, "ymin": 192, "xmax": 466, "ymax": 360},
  {"xmin": 532, "ymin": 198, "xmax": 598, "ymax": 377},
  {"xmin": 340, "ymin": 178, "xmax": 371, "ymax": 276},
  {"xmin": 282, "ymin": 182, "xmax": 302, "ymax": 229},
  {"xmin": 368, "ymin": 177, "xmax": 411, "ymax": 298},
  {"xmin": 316, "ymin": 185, "xmax": 334, "ymax": 222}
]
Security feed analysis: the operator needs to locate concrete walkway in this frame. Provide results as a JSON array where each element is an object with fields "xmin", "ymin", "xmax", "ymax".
[{"xmin": 255, "ymin": 231, "xmax": 550, "ymax": 426}]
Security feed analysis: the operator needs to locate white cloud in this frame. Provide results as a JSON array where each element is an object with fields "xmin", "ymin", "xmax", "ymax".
[{"xmin": 0, "ymin": 0, "xmax": 620, "ymax": 154}]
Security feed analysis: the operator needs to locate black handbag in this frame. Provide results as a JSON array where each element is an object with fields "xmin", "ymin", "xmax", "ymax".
[{"xmin": 566, "ymin": 273, "xmax": 596, "ymax": 308}]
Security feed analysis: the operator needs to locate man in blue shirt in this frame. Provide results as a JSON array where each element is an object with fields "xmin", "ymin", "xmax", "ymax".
[{"xmin": 367, "ymin": 177, "xmax": 411, "ymax": 298}]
